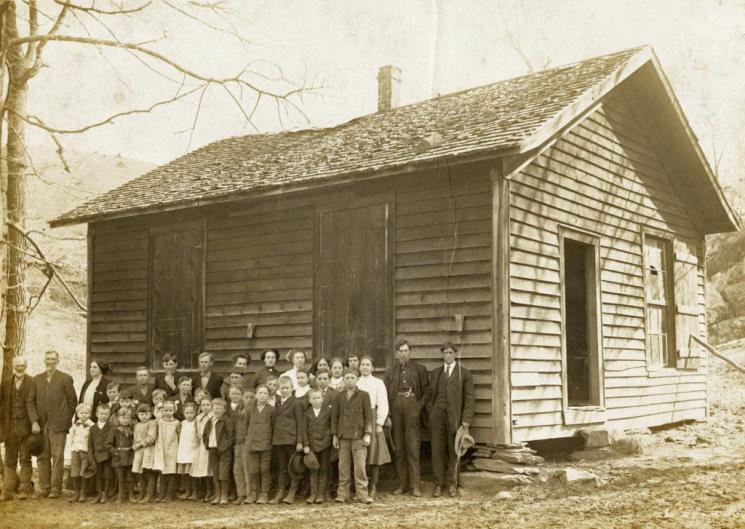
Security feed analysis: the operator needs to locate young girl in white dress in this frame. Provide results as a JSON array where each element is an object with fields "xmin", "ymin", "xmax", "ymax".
[
  {"xmin": 176, "ymin": 401, "xmax": 199, "ymax": 500},
  {"xmin": 190, "ymin": 397, "xmax": 213, "ymax": 501},
  {"xmin": 153, "ymin": 400, "xmax": 180, "ymax": 501},
  {"xmin": 357, "ymin": 355, "xmax": 391, "ymax": 498}
]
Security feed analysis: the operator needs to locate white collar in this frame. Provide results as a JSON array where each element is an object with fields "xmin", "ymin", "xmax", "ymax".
[{"xmin": 444, "ymin": 362, "xmax": 456, "ymax": 372}]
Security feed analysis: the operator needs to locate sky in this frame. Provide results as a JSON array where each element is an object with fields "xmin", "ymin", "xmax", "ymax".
[{"xmin": 25, "ymin": 0, "xmax": 745, "ymax": 188}]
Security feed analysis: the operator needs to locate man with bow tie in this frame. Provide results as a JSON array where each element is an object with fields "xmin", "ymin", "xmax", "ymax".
[{"xmin": 426, "ymin": 342, "xmax": 474, "ymax": 498}]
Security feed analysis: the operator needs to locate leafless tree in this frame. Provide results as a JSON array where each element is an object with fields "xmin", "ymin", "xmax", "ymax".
[{"xmin": 0, "ymin": 0, "xmax": 316, "ymax": 380}]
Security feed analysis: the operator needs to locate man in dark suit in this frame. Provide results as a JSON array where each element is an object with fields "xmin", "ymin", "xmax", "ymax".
[
  {"xmin": 121, "ymin": 366, "xmax": 154, "ymax": 406},
  {"xmin": 0, "ymin": 356, "xmax": 38, "ymax": 500},
  {"xmin": 426, "ymin": 342, "xmax": 475, "ymax": 498},
  {"xmin": 192, "ymin": 352, "xmax": 222, "ymax": 398},
  {"xmin": 32, "ymin": 350, "xmax": 77, "ymax": 498},
  {"xmin": 383, "ymin": 338, "xmax": 429, "ymax": 497}
]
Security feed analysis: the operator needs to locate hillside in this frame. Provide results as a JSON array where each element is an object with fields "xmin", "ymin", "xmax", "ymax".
[
  {"xmin": 23, "ymin": 147, "xmax": 155, "ymax": 380},
  {"xmin": 705, "ymin": 183, "xmax": 745, "ymax": 344}
]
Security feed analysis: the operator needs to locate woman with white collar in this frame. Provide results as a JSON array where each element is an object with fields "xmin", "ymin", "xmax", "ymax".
[
  {"xmin": 282, "ymin": 350, "xmax": 310, "ymax": 390},
  {"xmin": 356, "ymin": 355, "xmax": 391, "ymax": 498}
]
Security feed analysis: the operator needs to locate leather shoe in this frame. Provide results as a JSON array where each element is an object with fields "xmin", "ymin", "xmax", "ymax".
[
  {"xmin": 48, "ymin": 491, "xmax": 60, "ymax": 499},
  {"xmin": 433, "ymin": 486, "xmax": 442, "ymax": 498},
  {"xmin": 392, "ymin": 486, "xmax": 406, "ymax": 496},
  {"xmin": 411, "ymin": 487, "xmax": 422, "ymax": 497},
  {"xmin": 448, "ymin": 485, "xmax": 457, "ymax": 498}
]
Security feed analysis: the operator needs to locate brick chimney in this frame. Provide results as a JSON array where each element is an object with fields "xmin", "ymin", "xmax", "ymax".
[{"xmin": 377, "ymin": 65, "xmax": 401, "ymax": 112}]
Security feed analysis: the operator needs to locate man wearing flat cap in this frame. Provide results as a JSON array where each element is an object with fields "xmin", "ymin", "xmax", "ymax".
[{"xmin": 426, "ymin": 341, "xmax": 474, "ymax": 498}]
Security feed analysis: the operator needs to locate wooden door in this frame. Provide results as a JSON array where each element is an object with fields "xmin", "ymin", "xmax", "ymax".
[
  {"xmin": 315, "ymin": 202, "xmax": 393, "ymax": 367},
  {"xmin": 148, "ymin": 222, "xmax": 205, "ymax": 370}
]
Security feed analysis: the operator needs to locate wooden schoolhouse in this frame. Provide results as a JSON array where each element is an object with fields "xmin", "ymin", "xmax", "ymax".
[{"xmin": 52, "ymin": 46, "xmax": 739, "ymax": 445}]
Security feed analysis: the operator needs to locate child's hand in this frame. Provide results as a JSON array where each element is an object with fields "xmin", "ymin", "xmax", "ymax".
[
  {"xmin": 376, "ymin": 425, "xmax": 383, "ymax": 434},
  {"xmin": 383, "ymin": 417, "xmax": 392, "ymax": 429},
  {"xmin": 332, "ymin": 435, "xmax": 339, "ymax": 450},
  {"xmin": 362, "ymin": 433, "xmax": 371, "ymax": 447},
  {"xmin": 303, "ymin": 446, "xmax": 310, "ymax": 454},
  {"xmin": 295, "ymin": 443, "xmax": 303, "ymax": 452}
]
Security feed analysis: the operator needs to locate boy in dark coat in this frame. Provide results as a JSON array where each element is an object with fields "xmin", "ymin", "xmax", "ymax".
[
  {"xmin": 302, "ymin": 388, "xmax": 332, "ymax": 504},
  {"xmin": 269, "ymin": 376, "xmax": 304, "ymax": 504},
  {"xmin": 331, "ymin": 368, "xmax": 373, "ymax": 504},
  {"xmin": 88, "ymin": 404, "xmax": 114, "ymax": 503},
  {"xmin": 202, "ymin": 398, "xmax": 234, "ymax": 506},
  {"xmin": 106, "ymin": 407, "xmax": 135, "ymax": 503},
  {"xmin": 243, "ymin": 384, "xmax": 275, "ymax": 504}
]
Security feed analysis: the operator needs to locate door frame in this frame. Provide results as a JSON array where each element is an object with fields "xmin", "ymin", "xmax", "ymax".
[
  {"xmin": 558, "ymin": 225, "xmax": 606, "ymax": 425},
  {"xmin": 147, "ymin": 220, "xmax": 207, "ymax": 371},
  {"xmin": 312, "ymin": 192, "xmax": 395, "ymax": 368}
]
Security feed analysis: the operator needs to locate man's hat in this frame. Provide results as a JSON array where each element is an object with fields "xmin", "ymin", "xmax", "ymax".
[
  {"xmin": 303, "ymin": 450, "xmax": 320, "ymax": 471},
  {"xmin": 27, "ymin": 432, "xmax": 44, "ymax": 457},
  {"xmin": 440, "ymin": 341, "xmax": 458, "ymax": 353},
  {"xmin": 454, "ymin": 426, "xmax": 475, "ymax": 457},
  {"xmin": 288, "ymin": 451, "xmax": 307, "ymax": 480}
]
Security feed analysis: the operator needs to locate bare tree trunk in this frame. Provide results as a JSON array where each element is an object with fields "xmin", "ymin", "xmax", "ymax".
[{"xmin": 1, "ymin": 1, "xmax": 29, "ymax": 382}]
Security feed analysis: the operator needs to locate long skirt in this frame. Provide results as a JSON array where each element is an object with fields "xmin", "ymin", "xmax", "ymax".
[{"xmin": 367, "ymin": 429, "xmax": 392, "ymax": 466}]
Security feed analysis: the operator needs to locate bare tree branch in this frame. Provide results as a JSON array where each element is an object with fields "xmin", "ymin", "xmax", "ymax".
[
  {"xmin": 53, "ymin": 0, "xmax": 153, "ymax": 16},
  {"xmin": 5, "ymin": 83, "xmax": 203, "ymax": 134},
  {"xmin": 9, "ymin": 34, "xmax": 315, "ymax": 101}
]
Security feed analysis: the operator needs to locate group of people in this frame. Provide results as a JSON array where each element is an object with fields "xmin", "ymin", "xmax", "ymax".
[{"xmin": 0, "ymin": 339, "xmax": 475, "ymax": 506}]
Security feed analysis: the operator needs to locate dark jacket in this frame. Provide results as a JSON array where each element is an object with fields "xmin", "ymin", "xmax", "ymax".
[
  {"xmin": 302, "ymin": 406, "xmax": 332, "ymax": 453},
  {"xmin": 272, "ymin": 395, "xmax": 303, "ymax": 446},
  {"xmin": 245, "ymin": 404, "xmax": 274, "ymax": 452},
  {"xmin": 153, "ymin": 372, "xmax": 183, "ymax": 398},
  {"xmin": 202, "ymin": 416, "xmax": 234, "ymax": 452},
  {"xmin": 383, "ymin": 360, "xmax": 430, "ymax": 409},
  {"xmin": 89, "ymin": 420, "xmax": 113, "ymax": 463},
  {"xmin": 168, "ymin": 393, "xmax": 195, "ymax": 421},
  {"xmin": 231, "ymin": 404, "xmax": 248, "ymax": 446},
  {"xmin": 0, "ymin": 374, "xmax": 37, "ymax": 442},
  {"xmin": 192, "ymin": 372, "xmax": 223, "ymax": 399},
  {"xmin": 320, "ymin": 387, "xmax": 338, "ymax": 410},
  {"xmin": 78, "ymin": 376, "xmax": 112, "ymax": 422},
  {"xmin": 32, "ymin": 370, "xmax": 77, "ymax": 433},
  {"xmin": 252, "ymin": 366, "xmax": 283, "ymax": 388},
  {"xmin": 426, "ymin": 363, "xmax": 475, "ymax": 431},
  {"xmin": 122, "ymin": 384, "xmax": 154, "ymax": 407},
  {"xmin": 107, "ymin": 426, "xmax": 134, "ymax": 467},
  {"xmin": 331, "ymin": 388, "xmax": 373, "ymax": 440}
]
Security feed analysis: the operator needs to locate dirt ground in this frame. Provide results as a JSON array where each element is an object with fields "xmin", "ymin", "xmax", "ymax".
[{"xmin": 3, "ymin": 341, "xmax": 745, "ymax": 529}]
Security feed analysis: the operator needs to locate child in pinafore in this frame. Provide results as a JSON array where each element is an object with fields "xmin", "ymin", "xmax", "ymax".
[
  {"xmin": 191, "ymin": 397, "xmax": 213, "ymax": 501},
  {"xmin": 107, "ymin": 407, "xmax": 135, "ymax": 503},
  {"xmin": 131, "ymin": 403, "xmax": 158, "ymax": 503},
  {"xmin": 176, "ymin": 401, "xmax": 199, "ymax": 500},
  {"xmin": 68, "ymin": 403, "xmax": 95, "ymax": 503},
  {"xmin": 153, "ymin": 400, "xmax": 180, "ymax": 502}
]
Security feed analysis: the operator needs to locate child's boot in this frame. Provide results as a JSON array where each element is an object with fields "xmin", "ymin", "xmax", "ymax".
[
  {"xmin": 211, "ymin": 480, "xmax": 221, "ymax": 505},
  {"xmin": 243, "ymin": 474, "xmax": 258, "ymax": 504},
  {"xmin": 316, "ymin": 473, "xmax": 327, "ymax": 504},
  {"xmin": 188, "ymin": 478, "xmax": 200, "ymax": 501},
  {"xmin": 269, "ymin": 489, "xmax": 283, "ymax": 504},
  {"xmin": 219, "ymin": 481, "xmax": 229, "ymax": 506},
  {"xmin": 127, "ymin": 481, "xmax": 137, "ymax": 503},
  {"xmin": 282, "ymin": 480, "xmax": 298, "ymax": 504},
  {"xmin": 79, "ymin": 478, "xmax": 89, "ymax": 502},
  {"xmin": 306, "ymin": 478, "xmax": 317, "ymax": 504},
  {"xmin": 203, "ymin": 479, "xmax": 214, "ymax": 503},
  {"xmin": 67, "ymin": 477, "xmax": 79, "ymax": 503},
  {"xmin": 115, "ymin": 482, "xmax": 126, "ymax": 504},
  {"xmin": 178, "ymin": 475, "xmax": 192, "ymax": 500}
]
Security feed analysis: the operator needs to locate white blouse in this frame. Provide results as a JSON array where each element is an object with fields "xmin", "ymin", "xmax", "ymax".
[{"xmin": 357, "ymin": 374, "xmax": 389, "ymax": 427}]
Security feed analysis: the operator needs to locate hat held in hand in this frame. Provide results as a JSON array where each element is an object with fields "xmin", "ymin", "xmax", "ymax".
[
  {"xmin": 303, "ymin": 450, "xmax": 320, "ymax": 471},
  {"xmin": 454, "ymin": 425, "xmax": 475, "ymax": 457},
  {"xmin": 288, "ymin": 451, "xmax": 307, "ymax": 480}
]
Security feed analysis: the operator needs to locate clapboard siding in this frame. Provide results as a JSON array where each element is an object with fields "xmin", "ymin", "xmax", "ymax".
[
  {"xmin": 204, "ymin": 205, "xmax": 314, "ymax": 367},
  {"xmin": 90, "ymin": 228, "xmax": 149, "ymax": 372},
  {"xmin": 510, "ymin": 93, "xmax": 708, "ymax": 442},
  {"xmin": 395, "ymin": 169, "xmax": 493, "ymax": 442}
]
